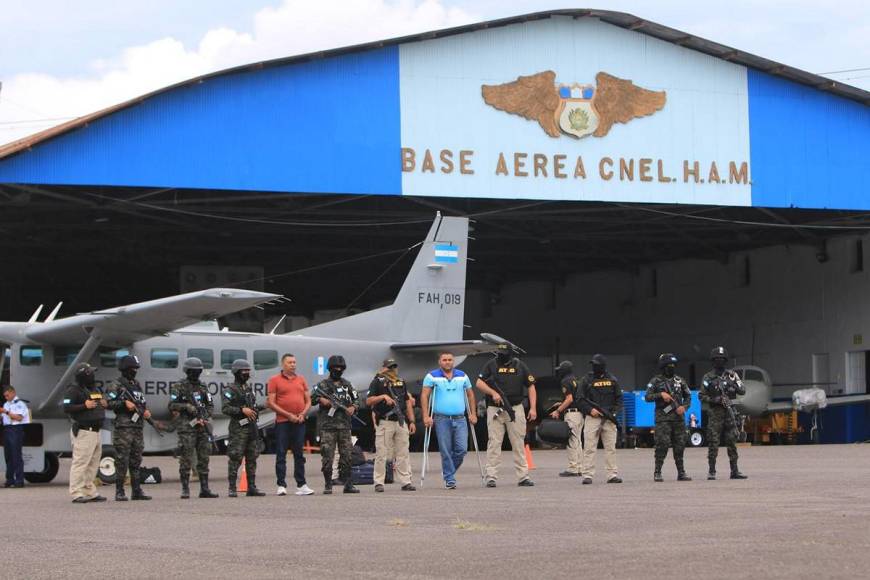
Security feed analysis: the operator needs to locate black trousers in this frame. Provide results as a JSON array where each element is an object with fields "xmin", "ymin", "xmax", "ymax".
[
  {"xmin": 4, "ymin": 426, "xmax": 24, "ymax": 485},
  {"xmin": 275, "ymin": 421, "xmax": 307, "ymax": 487}
]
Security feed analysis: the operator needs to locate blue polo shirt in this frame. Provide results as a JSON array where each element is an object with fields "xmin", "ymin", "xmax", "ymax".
[{"xmin": 423, "ymin": 369, "xmax": 472, "ymax": 416}]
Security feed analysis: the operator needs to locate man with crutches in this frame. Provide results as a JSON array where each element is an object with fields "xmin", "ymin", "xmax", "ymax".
[{"xmin": 420, "ymin": 352, "xmax": 479, "ymax": 489}]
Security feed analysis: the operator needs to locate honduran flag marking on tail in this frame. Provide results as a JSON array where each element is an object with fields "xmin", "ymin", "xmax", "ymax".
[{"xmin": 434, "ymin": 244, "xmax": 459, "ymax": 263}]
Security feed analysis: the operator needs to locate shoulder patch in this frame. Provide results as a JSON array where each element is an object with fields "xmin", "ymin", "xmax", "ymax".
[
  {"xmin": 170, "ymin": 394, "xmax": 177, "ymax": 400},
  {"xmin": 224, "ymin": 391, "xmax": 233, "ymax": 399},
  {"xmin": 63, "ymin": 398, "xmax": 71, "ymax": 404}
]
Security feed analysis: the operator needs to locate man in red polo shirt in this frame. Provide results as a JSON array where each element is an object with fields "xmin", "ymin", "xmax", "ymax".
[{"xmin": 267, "ymin": 354, "xmax": 313, "ymax": 496}]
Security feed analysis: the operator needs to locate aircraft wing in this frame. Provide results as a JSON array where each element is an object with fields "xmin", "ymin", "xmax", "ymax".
[
  {"xmin": 824, "ymin": 394, "xmax": 870, "ymax": 407},
  {"xmin": 390, "ymin": 340, "xmax": 498, "ymax": 356},
  {"xmin": 24, "ymin": 288, "xmax": 281, "ymax": 346}
]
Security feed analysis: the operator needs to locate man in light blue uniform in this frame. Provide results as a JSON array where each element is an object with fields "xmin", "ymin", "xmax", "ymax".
[
  {"xmin": 1, "ymin": 386, "xmax": 31, "ymax": 488},
  {"xmin": 421, "ymin": 352, "xmax": 478, "ymax": 489}
]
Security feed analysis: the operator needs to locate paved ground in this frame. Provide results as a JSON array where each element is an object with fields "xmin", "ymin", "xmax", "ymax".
[{"xmin": 2, "ymin": 445, "xmax": 869, "ymax": 579}]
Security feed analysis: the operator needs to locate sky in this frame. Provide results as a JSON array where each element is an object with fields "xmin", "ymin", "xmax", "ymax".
[{"xmin": 1, "ymin": 0, "xmax": 868, "ymax": 146}]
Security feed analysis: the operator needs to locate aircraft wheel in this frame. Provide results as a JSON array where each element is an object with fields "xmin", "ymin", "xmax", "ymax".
[
  {"xmin": 689, "ymin": 429, "xmax": 706, "ymax": 447},
  {"xmin": 24, "ymin": 452, "xmax": 60, "ymax": 483},
  {"xmin": 98, "ymin": 447, "xmax": 118, "ymax": 484}
]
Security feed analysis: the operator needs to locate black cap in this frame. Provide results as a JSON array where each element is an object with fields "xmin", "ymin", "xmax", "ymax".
[
  {"xmin": 382, "ymin": 358, "xmax": 398, "ymax": 369},
  {"xmin": 554, "ymin": 360, "xmax": 574, "ymax": 375},
  {"xmin": 589, "ymin": 354, "xmax": 607, "ymax": 366}
]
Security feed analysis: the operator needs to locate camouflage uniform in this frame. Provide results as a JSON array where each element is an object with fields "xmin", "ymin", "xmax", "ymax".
[
  {"xmin": 645, "ymin": 374, "xmax": 692, "ymax": 478},
  {"xmin": 314, "ymin": 377, "xmax": 358, "ymax": 488},
  {"xmin": 699, "ymin": 369, "xmax": 745, "ymax": 476},
  {"xmin": 106, "ymin": 377, "xmax": 147, "ymax": 496},
  {"xmin": 222, "ymin": 379, "xmax": 261, "ymax": 492},
  {"xmin": 169, "ymin": 379, "xmax": 214, "ymax": 480}
]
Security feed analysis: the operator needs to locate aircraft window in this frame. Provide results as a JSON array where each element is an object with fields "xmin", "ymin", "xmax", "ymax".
[
  {"xmin": 743, "ymin": 369, "xmax": 764, "ymax": 382},
  {"xmin": 54, "ymin": 346, "xmax": 81, "ymax": 366},
  {"xmin": 221, "ymin": 350, "xmax": 247, "ymax": 369},
  {"xmin": 254, "ymin": 350, "xmax": 278, "ymax": 370},
  {"xmin": 20, "ymin": 345, "xmax": 43, "ymax": 366},
  {"xmin": 187, "ymin": 349, "xmax": 214, "ymax": 369},
  {"xmin": 151, "ymin": 348, "xmax": 179, "ymax": 369},
  {"xmin": 99, "ymin": 348, "xmax": 129, "ymax": 367}
]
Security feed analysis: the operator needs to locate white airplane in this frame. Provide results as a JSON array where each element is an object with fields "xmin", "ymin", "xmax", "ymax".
[{"xmin": 0, "ymin": 214, "xmax": 497, "ymax": 483}]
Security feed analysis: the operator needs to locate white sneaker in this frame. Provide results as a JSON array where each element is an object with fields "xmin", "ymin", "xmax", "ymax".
[
  {"xmin": 276, "ymin": 486, "xmax": 287, "ymax": 496},
  {"xmin": 295, "ymin": 484, "xmax": 314, "ymax": 496}
]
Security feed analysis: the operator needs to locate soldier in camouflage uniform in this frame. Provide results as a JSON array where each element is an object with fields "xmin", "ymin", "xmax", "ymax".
[
  {"xmin": 314, "ymin": 355, "xmax": 360, "ymax": 495},
  {"xmin": 645, "ymin": 353, "xmax": 693, "ymax": 482},
  {"xmin": 169, "ymin": 357, "xmax": 218, "ymax": 499},
  {"xmin": 699, "ymin": 346, "xmax": 748, "ymax": 480},
  {"xmin": 106, "ymin": 355, "xmax": 152, "ymax": 501},
  {"xmin": 223, "ymin": 359, "xmax": 265, "ymax": 497}
]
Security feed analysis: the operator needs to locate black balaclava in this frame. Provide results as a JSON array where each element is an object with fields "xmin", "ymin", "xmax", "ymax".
[
  {"xmin": 186, "ymin": 368, "xmax": 203, "ymax": 382},
  {"xmin": 496, "ymin": 344, "xmax": 512, "ymax": 365}
]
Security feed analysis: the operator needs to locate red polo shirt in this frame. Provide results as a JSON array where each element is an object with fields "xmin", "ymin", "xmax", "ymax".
[{"xmin": 267, "ymin": 372, "xmax": 309, "ymax": 423}]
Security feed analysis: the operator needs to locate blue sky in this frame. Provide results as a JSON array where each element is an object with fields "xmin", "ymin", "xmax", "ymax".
[{"xmin": 1, "ymin": 1, "xmax": 868, "ymax": 145}]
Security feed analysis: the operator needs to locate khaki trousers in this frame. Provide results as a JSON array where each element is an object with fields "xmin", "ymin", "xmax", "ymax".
[
  {"xmin": 374, "ymin": 420, "xmax": 412, "ymax": 486},
  {"xmin": 581, "ymin": 416, "xmax": 618, "ymax": 479},
  {"xmin": 69, "ymin": 429, "xmax": 102, "ymax": 499},
  {"xmin": 565, "ymin": 410, "xmax": 585, "ymax": 474},
  {"xmin": 485, "ymin": 404, "xmax": 528, "ymax": 481}
]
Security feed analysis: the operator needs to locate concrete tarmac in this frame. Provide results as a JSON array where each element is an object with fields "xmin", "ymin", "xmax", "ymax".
[{"xmin": 2, "ymin": 445, "xmax": 869, "ymax": 579}]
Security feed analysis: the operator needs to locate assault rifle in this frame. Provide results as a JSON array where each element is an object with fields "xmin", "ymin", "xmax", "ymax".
[
  {"xmin": 118, "ymin": 386, "xmax": 164, "ymax": 437},
  {"xmin": 189, "ymin": 393, "xmax": 216, "ymax": 447},
  {"xmin": 577, "ymin": 396, "xmax": 619, "ymax": 426},
  {"xmin": 661, "ymin": 380, "xmax": 688, "ymax": 416},
  {"xmin": 486, "ymin": 379, "xmax": 516, "ymax": 422},
  {"xmin": 239, "ymin": 390, "xmax": 266, "ymax": 434},
  {"xmin": 314, "ymin": 385, "xmax": 366, "ymax": 427},
  {"xmin": 711, "ymin": 376, "xmax": 740, "ymax": 437},
  {"xmin": 383, "ymin": 384, "xmax": 407, "ymax": 427}
]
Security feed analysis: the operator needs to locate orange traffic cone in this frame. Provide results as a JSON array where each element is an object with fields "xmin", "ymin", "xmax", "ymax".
[
  {"xmin": 524, "ymin": 444, "xmax": 536, "ymax": 470},
  {"xmin": 237, "ymin": 458, "xmax": 248, "ymax": 493},
  {"xmin": 303, "ymin": 439, "xmax": 320, "ymax": 454}
]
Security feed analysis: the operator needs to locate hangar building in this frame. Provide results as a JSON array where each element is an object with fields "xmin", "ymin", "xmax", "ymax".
[{"xmin": 1, "ymin": 9, "xmax": 868, "ymax": 439}]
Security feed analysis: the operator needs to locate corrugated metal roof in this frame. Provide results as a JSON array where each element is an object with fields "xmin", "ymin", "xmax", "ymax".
[{"xmin": 1, "ymin": 8, "xmax": 867, "ymax": 161}]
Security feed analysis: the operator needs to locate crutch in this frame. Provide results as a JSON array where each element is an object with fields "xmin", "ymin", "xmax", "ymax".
[
  {"xmin": 465, "ymin": 392, "xmax": 486, "ymax": 487},
  {"xmin": 420, "ymin": 386, "xmax": 436, "ymax": 488}
]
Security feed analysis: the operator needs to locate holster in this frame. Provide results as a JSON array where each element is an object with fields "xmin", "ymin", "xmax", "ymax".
[{"xmin": 72, "ymin": 424, "xmax": 80, "ymax": 437}]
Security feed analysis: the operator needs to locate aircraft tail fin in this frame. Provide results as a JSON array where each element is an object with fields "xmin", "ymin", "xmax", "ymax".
[{"xmin": 289, "ymin": 213, "xmax": 469, "ymax": 343}]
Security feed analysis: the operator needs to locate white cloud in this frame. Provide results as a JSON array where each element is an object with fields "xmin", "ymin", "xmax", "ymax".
[{"xmin": 0, "ymin": 0, "xmax": 475, "ymax": 145}]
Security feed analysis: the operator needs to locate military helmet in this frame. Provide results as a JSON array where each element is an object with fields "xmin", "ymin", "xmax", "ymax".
[
  {"xmin": 553, "ymin": 360, "xmax": 573, "ymax": 375},
  {"xmin": 74, "ymin": 363, "xmax": 98, "ymax": 381},
  {"xmin": 182, "ymin": 357, "xmax": 204, "ymax": 371},
  {"xmin": 327, "ymin": 355, "xmax": 346, "ymax": 370},
  {"xmin": 710, "ymin": 346, "xmax": 729, "ymax": 361},
  {"xmin": 118, "ymin": 355, "xmax": 140, "ymax": 371},
  {"xmin": 231, "ymin": 359, "xmax": 252, "ymax": 372},
  {"xmin": 589, "ymin": 354, "xmax": 607, "ymax": 366},
  {"xmin": 657, "ymin": 353, "xmax": 678, "ymax": 369}
]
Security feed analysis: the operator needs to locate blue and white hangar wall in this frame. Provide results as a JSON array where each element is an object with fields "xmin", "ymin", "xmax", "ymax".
[{"xmin": 0, "ymin": 14, "xmax": 867, "ymax": 210}]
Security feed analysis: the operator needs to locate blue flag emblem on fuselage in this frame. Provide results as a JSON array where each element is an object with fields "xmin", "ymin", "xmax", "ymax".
[
  {"xmin": 312, "ymin": 356, "xmax": 327, "ymax": 376},
  {"xmin": 434, "ymin": 244, "xmax": 459, "ymax": 264}
]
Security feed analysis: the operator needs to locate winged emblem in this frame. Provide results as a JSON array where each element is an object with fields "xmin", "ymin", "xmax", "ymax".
[{"xmin": 481, "ymin": 71, "xmax": 666, "ymax": 139}]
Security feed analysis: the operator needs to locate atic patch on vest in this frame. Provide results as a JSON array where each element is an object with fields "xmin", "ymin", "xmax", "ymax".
[{"xmin": 224, "ymin": 391, "xmax": 233, "ymax": 399}]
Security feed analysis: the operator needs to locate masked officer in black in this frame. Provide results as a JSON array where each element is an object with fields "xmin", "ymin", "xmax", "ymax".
[
  {"xmin": 645, "ymin": 353, "xmax": 692, "ymax": 482},
  {"xmin": 64, "ymin": 363, "xmax": 108, "ymax": 503},
  {"xmin": 169, "ymin": 357, "xmax": 218, "ymax": 499},
  {"xmin": 313, "ymin": 355, "xmax": 360, "ymax": 495},
  {"xmin": 223, "ymin": 359, "xmax": 265, "ymax": 497},
  {"xmin": 476, "ymin": 343, "xmax": 537, "ymax": 488},
  {"xmin": 699, "ymin": 346, "xmax": 747, "ymax": 480},
  {"xmin": 578, "ymin": 354, "xmax": 623, "ymax": 484},
  {"xmin": 549, "ymin": 361, "xmax": 583, "ymax": 477},
  {"xmin": 106, "ymin": 355, "xmax": 152, "ymax": 501}
]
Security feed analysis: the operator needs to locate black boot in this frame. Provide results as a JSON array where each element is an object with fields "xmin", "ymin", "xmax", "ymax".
[
  {"xmin": 246, "ymin": 474, "xmax": 265, "ymax": 497},
  {"xmin": 180, "ymin": 474, "xmax": 190, "ymax": 499},
  {"xmin": 115, "ymin": 480, "xmax": 128, "ymax": 502},
  {"xmin": 708, "ymin": 459, "xmax": 717, "ymax": 480},
  {"xmin": 323, "ymin": 473, "xmax": 333, "ymax": 495},
  {"xmin": 130, "ymin": 470, "xmax": 151, "ymax": 500},
  {"xmin": 676, "ymin": 460, "xmax": 692, "ymax": 481},
  {"xmin": 199, "ymin": 475, "xmax": 219, "ymax": 498},
  {"xmin": 228, "ymin": 482, "xmax": 237, "ymax": 498},
  {"xmin": 730, "ymin": 461, "xmax": 748, "ymax": 479},
  {"xmin": 343, "ymin": 481, "xmax": 360, "ymax": 494},
  {"xmin": 654, "ymin": 459, "xmax": 664, "ymax": 482}
]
